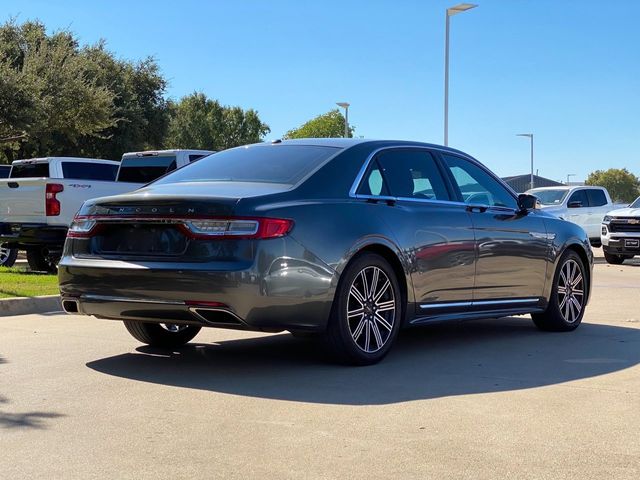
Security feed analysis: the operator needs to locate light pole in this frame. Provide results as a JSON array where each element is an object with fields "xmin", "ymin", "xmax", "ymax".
[
  {"xmin": 566, "ymin": 173, "xmax": 576, "ymax": 185},
  {"xmin": 336, "ymin": 102, "xmax": 350, "ymax": 138},
  {"xmin": 444, "ymin": 3, "xmax": 477, "ymax": 146},
  {"xmin": 516, "ymin": 133, "xmax": 534, "ymax": 190}
]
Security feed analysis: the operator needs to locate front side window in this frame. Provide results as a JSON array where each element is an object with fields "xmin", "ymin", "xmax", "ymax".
[
  {"xmin": 568, "ymin": 190, "xmax": 589, "ymax": 208},
  {"xmin": 442, "ymin": 154, "xmax": 517, "ymax": 209},
  {"xmin": 586, "ymin": 189, "xmax": 607, "ymax": 207}
]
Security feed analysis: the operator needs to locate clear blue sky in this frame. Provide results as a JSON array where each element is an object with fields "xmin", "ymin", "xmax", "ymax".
[{"xmin": 2, "ymin": 0, "xmax": 639, "ymax": 182}]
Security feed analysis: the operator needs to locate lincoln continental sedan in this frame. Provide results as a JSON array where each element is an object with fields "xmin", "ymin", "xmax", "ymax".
[{"xmin": 59, "ymin": 139, "xmax": 593, "ymax": 365}]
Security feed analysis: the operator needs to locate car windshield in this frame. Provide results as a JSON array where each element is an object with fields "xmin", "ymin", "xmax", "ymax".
[
  {"xmin": 154, "ymin": 144, "xmax": 340, "ymax": 186},
  {"xmin": 630, "ymin": 197, "xmax": 640, "ymax": 208},
  {"xmin": 528, "ymin": 189, "xmax": 569, "ymax": 205},
  {"xmin": 117, "ymin": 155, "xmax": 177, "ymax": 183}
]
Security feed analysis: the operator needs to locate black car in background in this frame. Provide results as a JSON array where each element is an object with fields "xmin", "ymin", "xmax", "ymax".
[{"xmin": 59, "ymin": 139, "xmax": 593, "ymax": 365}]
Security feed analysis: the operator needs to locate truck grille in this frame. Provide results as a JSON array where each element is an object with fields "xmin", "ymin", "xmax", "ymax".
[{"xmin": 609, "ymin": 219, "xmax": 640, "ymax": 233}]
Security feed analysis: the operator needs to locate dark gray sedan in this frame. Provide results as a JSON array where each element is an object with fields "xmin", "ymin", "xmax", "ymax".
[{"xmin": 59, "ymin": 139, "xmax": 593, "ymax": 364}]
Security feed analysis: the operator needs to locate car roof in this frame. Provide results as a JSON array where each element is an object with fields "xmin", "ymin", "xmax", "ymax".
[{"xmin": 254, "ymin": 138, "xmax": 474, "ymax": 157}]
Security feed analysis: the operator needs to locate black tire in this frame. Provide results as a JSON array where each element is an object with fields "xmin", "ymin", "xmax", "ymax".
[
  {"xmin": 123, "ymin": 321, "xmax": 201, "ymax": 348},
  {"xmin": 532, "ymin": 250, "xmax": 587, "ymax": 332},
  {"xmin": 26, "ymin": 248, "xmax": 58, "ymax": 273},
  {"xmin": 323, "ymin": 253, "xmax": 403, "ymax": 365},
  {"xmin": 603, "ymin": 251, "xmax": 625, "ymax": 265},
  {"xmin": 0, "ymin": 245, "xmax": 18, "ymax": 267}
]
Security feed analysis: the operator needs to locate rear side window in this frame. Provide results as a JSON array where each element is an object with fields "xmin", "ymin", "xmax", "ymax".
[
  {"xmin": 10, "ymin": 163, "xmax": 50, "ymax": 178},
  {"xmin": 189, "ymin": 154, "xmax": 208, "ymax": 162},
  {"xmin": 117, "ymin": 156, "xmax": 178, "ymax": 183},
  {"xmin": 357, "ymin": 161, "xmax": 390, "ymax": 196},
  {"xmin": 568, "ymin": 189, "xmax": 589, "ymax": 208},
  {"xmin": 586, "ymin": 189, "xmax": 607, "ymax": 207},
  {"xmin": 61, "ymin": 162, "xmax": 118, "ymax": 181},
  {"xmin": 376, "ymin": 149, "xmax": 450, "ymax": 200},
  {"xmin": 154, "ymin": 145, "xmax": 339, "ymax": 186},
  {"xmin": 0, "ymin": 166, "xmax": 10, "ymax": 178}
]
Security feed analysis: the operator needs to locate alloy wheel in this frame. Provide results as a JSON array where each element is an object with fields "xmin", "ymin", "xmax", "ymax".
[
  {"xmin": 160, "ymin": 324, "xmax": 189, "ymax": 333},
  {"xmin": 557, "ymin": 259, "xmax": 584, "ymax": 323},
  {"xmin": 346, "ymin": 266, "xmax": 396, "ymax": 353},
  {"xmin": 0, "ymin": 246, "xmax": 10, "ymax": 265}
]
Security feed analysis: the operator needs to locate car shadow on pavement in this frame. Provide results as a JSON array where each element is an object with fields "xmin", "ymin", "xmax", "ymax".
[{"xmin": 86, "ymin": 317, "xmax": 640, "ymax": 405}]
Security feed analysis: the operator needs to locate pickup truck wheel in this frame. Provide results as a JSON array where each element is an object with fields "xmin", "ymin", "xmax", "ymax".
[
  {"xmin": 532, "ymin": 250, "xmax": 586, "ymax": 332},
  {"xmin": 26, "ymin": 249, "xmax": 58, "ymax": 273},
  {"xmin": 603, "ymin": 251, "xmax": 625, "ymax": 265},
  {"xmin": 123, "ymin": 321, "xmax": 201, "ymax": 348},
  {"xmin": 0, "ymin": 245, "xmax": 18, "ymax": 267}
]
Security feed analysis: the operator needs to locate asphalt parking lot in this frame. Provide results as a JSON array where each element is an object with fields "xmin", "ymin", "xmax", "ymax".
[{"xmin": 1, "ymin": 251, "xmax": 639, "ymax": 479}]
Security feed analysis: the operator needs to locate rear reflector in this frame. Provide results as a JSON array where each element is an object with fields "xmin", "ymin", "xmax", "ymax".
[{"xmin": 45, "ymin": 183, "xmax": 64, "ymax": 216}]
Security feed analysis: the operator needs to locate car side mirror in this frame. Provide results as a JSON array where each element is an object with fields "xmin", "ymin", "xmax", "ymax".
[
  {"xmin": 567, "ymin": 201, "xmax": 582, "ymax": 208},
  {"xmin": 518, "ymin": 193, "xmax": 540, "ymax": 212}
]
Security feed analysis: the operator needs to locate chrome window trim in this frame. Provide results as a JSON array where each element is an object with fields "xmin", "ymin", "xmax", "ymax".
[
  {"xmin": 349, "ymin": 145, "xmax": 519, "ymax": 210},
  {"xmin": 419, "ymin": 297, "xmax": 540, "ymax": 310}
]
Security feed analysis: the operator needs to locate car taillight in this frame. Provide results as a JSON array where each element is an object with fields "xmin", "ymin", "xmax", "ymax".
[
  {"xmin": 182, "ymin": 217, "xmax": 293, "ymax": 239},
  {"xmin": 45, "ymin": 183, "xmax": 64, "ymax": 216},
  {"xmin": 67, "ymin": 216, "xmax": 97, "ymax": 238}
]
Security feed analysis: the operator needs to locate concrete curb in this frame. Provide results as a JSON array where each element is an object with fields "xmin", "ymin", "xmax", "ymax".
[{"xmin": 0, "ymin": 295, "xmax": 62, "ymax": 317}]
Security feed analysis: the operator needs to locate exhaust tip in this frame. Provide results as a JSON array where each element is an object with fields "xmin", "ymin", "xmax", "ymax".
[
  {"xmin": 189, "ymin": 307, "xmax": 244, "ymax": 326},
  {"xmin": 62, "ymin": 299, "xmax": 80, "ymax": 314}
]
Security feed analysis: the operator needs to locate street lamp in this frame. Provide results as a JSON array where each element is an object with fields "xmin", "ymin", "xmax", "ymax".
[
  {"xmin": 336, "ymin": 102, "xmax": 350, "ymax": 138},
  {"xmin": 566, "ymin": 173, "xmax": 576, "ymax": 185},
  {"xmin": 444, "ymin": 3, "xmax": 477, "ymax": 146},
  {"xmin": 516, "ymin": 133, "xmax": 534, "ymax": 190}
]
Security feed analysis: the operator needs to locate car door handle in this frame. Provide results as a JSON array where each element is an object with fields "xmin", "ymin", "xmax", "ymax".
[{"xmin": 466, "ymin": 204, "xmax": 488, "ymax": 213}]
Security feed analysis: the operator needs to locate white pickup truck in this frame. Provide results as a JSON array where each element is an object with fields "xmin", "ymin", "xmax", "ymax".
[
  {"xmin": 0, "ymin": 157, "xmax": 140, "ymax": 271},
  {"xmin": 0, "ymin": 150, "xmax": 215, "ymax": 271},
  {"xmin": 526, "ymin": 185, "xmax": 616, "ymax": 246},
  {"xmin": 600, "ymin": 196, "xmax": 640, "ymax": 264}
]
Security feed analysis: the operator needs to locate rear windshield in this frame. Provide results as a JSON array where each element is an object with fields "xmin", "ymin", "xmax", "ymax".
[
  {"xmin": 528, "ymin": 189, "xmax": 569, "ymax": 205},
  {"xmin": 154, "ymin": 145, "xmax": 339, "ymax": 186},
  {"xmin": 117, "ymin": 155, "xmax": 177, "ymax": 183},
  {"xmin": 10, "ymin": 162, "xmax": 51, "ymax": 178},
  {"xmin": 62, "ymin": 162, "xmax": 118, "ymax": 181},
  {"xmin": 0, "ymin": 165, "xmax": 10, "ymax": 178}
]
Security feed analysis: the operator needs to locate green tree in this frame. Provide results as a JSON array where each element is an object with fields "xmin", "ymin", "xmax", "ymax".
[
  {"xmin": 585, "ymin": 168, "xmax": 640, "ymax": 203},
  {"xmin": 0, "ymin": 20, "xmax": 116, "ymax": 162},
  {"xmin": 165, "ymin": 92, "xmax": 270, "ymax": 150},
  {"xmin": 0, "ymin": 19, "xmax": 169, "ymax": 163},
  {"xmin": 284, "ymin": 109, "xmax": 354, "ymax": 139}
]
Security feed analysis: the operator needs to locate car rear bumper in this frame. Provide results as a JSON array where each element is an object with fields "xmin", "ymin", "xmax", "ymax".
[
  {"xmin": 0, "ymin": 223, "xmax": 67, "ymax": 248},
  {"xmin": 58, "ymin": 250, "xmax": 338, "ymax": 332}
]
